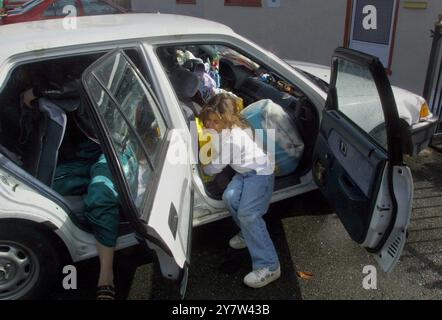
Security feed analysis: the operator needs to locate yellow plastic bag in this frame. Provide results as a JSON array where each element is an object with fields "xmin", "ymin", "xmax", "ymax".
[
  {"xmin": 236, "ymin": 97, "xmax": 244, "ymax": 112},
  {"xmin": 196, "ymin": 117, "xmax": 215, "ymax": 183}
]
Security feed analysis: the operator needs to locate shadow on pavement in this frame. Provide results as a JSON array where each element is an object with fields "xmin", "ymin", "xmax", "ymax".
[{"xmin": 181, "ymin": 190, "xmax": 333, "ymax": 300}]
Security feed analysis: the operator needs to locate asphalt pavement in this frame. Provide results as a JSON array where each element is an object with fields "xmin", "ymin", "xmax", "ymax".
[{"xmin": 51, "ymin": 148, "xmax": 442, "ymax": 300}]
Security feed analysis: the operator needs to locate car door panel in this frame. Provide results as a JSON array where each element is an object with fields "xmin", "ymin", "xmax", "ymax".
[
  {"xmin": 313, "ymin": 47, "xmax": 413, "ymax": 272},
  {"xmin": 142, "ymin": 130, "xmax": 193, "ymax": 270},
  {"xmin": 314, "ymin": 110, "xmax": 388, "ymax": 243},
  {"xmin": 325, "ymin": 113, "xmax": 386, "ymax": 197},
  {"xmin": 375, "ymin": 164, "xmax": 412, "ymax": 270}
]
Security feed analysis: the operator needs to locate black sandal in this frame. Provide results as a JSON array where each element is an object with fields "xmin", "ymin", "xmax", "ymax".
[{"xmin": 96, "ymin": 285, "xmax": 116, "ymax": 300}]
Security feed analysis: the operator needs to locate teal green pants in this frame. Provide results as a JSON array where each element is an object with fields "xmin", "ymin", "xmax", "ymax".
[{"xmin": 54, "ymin": 142, "xmax": 120, "ymax": 247}]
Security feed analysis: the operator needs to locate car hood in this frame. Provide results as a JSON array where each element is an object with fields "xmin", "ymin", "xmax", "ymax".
[{"xmin": 287, "ymin": 60, "xmax": 428, "ymax": 126}]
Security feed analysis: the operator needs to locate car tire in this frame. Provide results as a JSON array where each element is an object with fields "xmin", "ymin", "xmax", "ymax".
[{"xmin": 0, "ymin": 221, "xmax": 61, "ymax": 300}]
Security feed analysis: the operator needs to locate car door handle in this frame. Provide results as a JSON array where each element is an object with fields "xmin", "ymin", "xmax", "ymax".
[{"xmin": 339, "ymin": 141, "xmax": 347, "ymax": 156}]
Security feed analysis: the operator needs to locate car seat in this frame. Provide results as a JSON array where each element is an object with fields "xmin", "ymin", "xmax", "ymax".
[
  {"xmin": 34, "ymin": 98, "xmax": 69, "ymax": 186},
  {"xmin": 24, "ymin": 88, "xmax": 81, "ymax": 187},
  {"xmin": 0, "ymin": 144, "xmax": 22, "ymax": 167},
  {"xmin": 169, "ymin": 66, "xmax": 203, "ymax": 121}
]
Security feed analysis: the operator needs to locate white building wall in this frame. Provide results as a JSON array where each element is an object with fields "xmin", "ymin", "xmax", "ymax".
[
  {"xmin": 131, "ymin": 0, "xmax": 346, "ymax": 65},
  {"xmin": 391, "ymin": 1, "xmax": 441, "ymax": 94},
  {"xmin": 131, "ymin": 0, "xmax": 442, "ymax": 95}
]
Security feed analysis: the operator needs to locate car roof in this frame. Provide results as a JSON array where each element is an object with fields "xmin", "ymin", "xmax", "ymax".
[{"xmin": 0, "ymin": 13, "xmax": 234, "ymax": 67}]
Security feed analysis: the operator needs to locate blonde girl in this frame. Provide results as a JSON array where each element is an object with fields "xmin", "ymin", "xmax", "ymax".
[{"xmin": 200, "ymin": 93, "xmax": 280, "ymax": 288}]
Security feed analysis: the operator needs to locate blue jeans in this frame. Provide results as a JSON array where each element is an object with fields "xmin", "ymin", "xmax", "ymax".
[{"xmin": 223, "ymin": 171, "xmax": 279, "ymax": 270}]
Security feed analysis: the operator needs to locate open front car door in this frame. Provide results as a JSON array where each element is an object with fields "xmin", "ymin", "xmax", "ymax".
[
  {"xmin": 313, "ymin": 48, "xmax": 413, "ymax": 272},
  {"xmin": 81, "ymin": 49, "xmax": 193, "ymax": 297}
]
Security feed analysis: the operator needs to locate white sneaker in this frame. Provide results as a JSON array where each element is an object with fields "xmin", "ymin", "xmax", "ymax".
[
  {"xmin": 243, "ymin": 266, "xmax": 281, "ymax": 288},
  {"xmin": 229, "ymin": 233, "xmax": 247, "ymax": 249}
]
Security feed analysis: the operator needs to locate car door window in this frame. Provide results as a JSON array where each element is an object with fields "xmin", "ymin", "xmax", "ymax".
[
  {"xmin": 84, "ymin": 51, "xmax": 167, "ymax": 211},
  {"xmin": 334, "ymin": 58, "xmax": 388, "ymax": 149},
  {"xmin": 43, "ymin": 0, "xmax": 78, "ymax": 17},
  {"xmin": 80, "ymin": 0, "xmax": 119, "ymax": 15}
]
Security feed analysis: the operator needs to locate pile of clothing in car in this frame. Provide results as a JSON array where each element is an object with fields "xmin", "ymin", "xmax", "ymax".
[{"xmin": 241, "ymin": 99, "xmax": 304, "ymax": 177}]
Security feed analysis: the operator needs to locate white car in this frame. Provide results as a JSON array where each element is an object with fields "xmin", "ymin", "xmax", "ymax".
[
  {"xmin": 287, "ymin": 60, "xmax": 438, "ymax": 156},
  {"xmin": 0, "ymin": 13, "xmax": 427, "ymax": 299}
]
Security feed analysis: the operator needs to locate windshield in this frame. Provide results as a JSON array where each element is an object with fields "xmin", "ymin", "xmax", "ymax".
[
  {"xmin": 216, "ymin": 46, "xmax": 260, "ymax": 71},
  {"xmin": 294, "ymin": 67, "xmax": 329, "ymax": 93}
]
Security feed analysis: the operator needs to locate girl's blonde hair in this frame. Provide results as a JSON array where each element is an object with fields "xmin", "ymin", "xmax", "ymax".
[{"xmin": 200, "ymin": 93, "xmax": 249, "ymax": 129}]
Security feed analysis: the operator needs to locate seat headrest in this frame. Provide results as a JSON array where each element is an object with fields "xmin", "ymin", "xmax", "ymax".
[
  {"xmin": 183, "ymin": 59, "xmax": 204, "ymax": 72},
  {"xmin": 169, "ymin": 67, "xmax": 199, "ymax": 99}
]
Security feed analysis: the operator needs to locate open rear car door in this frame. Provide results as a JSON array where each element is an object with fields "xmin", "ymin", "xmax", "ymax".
[
  {"xmin": 313, "ymin": 47, "xmax": 413, "ymax": 272},
  {"xmin": 81, "ymin": 49, "xmax": 193, "ymax": 297}
]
